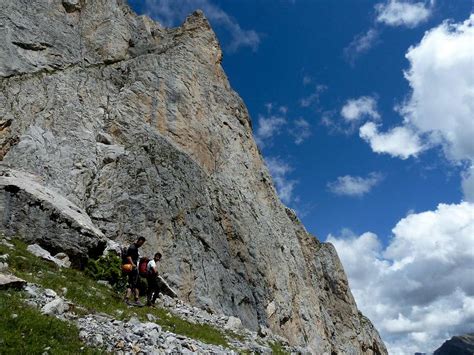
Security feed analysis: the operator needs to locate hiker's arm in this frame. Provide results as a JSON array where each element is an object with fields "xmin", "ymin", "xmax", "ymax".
[{"xmin": 126, "ymin": 256, "xmax": 135, "ymax": 267}]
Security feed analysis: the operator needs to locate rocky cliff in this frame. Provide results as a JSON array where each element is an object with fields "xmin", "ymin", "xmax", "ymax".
[{"xmin": 0, "ymin": 0, "xmax": 386, "ymax": 353}]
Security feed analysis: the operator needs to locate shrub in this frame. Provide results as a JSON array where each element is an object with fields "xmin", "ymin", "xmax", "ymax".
[{"xmin": 85, "ymin": 253, "xmax": 126, "ymax": 291}]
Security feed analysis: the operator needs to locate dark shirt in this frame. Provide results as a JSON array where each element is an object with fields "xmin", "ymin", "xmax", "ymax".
[{"xmin": 125, "ymin": 243, "xmax": 139, "ymax": 265}]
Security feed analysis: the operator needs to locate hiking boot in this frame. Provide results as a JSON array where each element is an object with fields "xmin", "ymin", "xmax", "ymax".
[
  {"xmin": 134, "ymin": 300, "xmax": 144, "ymax": 307},
  {"xmin": 125, "ymin": 299, "xmax": 132, "ymax": 306}
]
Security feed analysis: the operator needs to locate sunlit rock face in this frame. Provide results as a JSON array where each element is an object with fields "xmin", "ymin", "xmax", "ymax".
[{"xmin": 0, "ymin": 1, "xmax": 386, "ymax": 353}]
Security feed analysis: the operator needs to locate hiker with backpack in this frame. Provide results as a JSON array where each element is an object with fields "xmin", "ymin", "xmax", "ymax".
[
  {"xmin": 146, "ymin": 252, "xmax": 162, "ymax": 307},
  {"xmin": 121, "ymin": 236, "xmax": 146, "ymax": 306}
]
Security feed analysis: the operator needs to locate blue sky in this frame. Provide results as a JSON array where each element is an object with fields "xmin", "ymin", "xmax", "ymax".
[{"xmin": 130, "ymin": 1, "xmax": 473, "ymax": 353}]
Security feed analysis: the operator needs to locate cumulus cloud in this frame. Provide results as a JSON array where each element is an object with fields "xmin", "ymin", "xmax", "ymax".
[
  {"xmin": 359, "ymin": 121, "xmax": 425, "ymax": 159},
  {"xmin": 327, "ymin": 172, "xmax": 384, "ymax": 197},
  {"xmin": 398, "ymin": 14, "xmax": 474, "ymax": 199},
  {"xmin": 265, "ymin": 157, "xmax": 297, "ymax": 205},
  {"xmin": 354, "ymin": 16, "xmax": 474, "ymax": 197},
  {"xmin": 400, "ymin": 15, "xmax": 474, "ymax": 162},
  {"xmin": 375, "ymin": 0, "xmax": 433, "ymax": 28},
  {"xmin": 344, "ymin": 29, "xmax": 379, "ymax": 64},
  {"xmin": 327, "ymin": 202, "xmax": 474, "ymax": 354},
  {"xmin": 141, "ymin": 0, "xmax": 260, "ymax": 52},
  {"xmin": 341, "ymin": 96, "xmax": 380, "ymax": 122}
]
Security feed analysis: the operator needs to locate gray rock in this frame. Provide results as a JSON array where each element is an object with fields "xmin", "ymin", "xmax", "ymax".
[
  {"xmin": 41, "ymin": 298, "xmax": 69, "ymax": 315},
  {"xmin": 62, "ymin": 0, "xmax": 81, "ymax": 13},
  {"xmin": 44, "ymin": 288, "xmax": 57, "ymax": 298},
  {"xmin": 258, "ymin": 324, "xmax": 271, "ymax": 338},
  {"xmin": 0, "ymin": 262, "xmax": 8, "ymax": 271},
  {"xmin": 26, "ymin": 244, "xmax": 71, "ymax": 268},
  {"xmin": 54, "ymin": 253, "xmax": 71, "ymax": 268},
  {"xmin": 0, "ymin": 273, "xmax": 26, "ymax": 289},
  {"xmin": 0, "ymin": 240, "xmax": 14, "ymax": 249},
  {"xmin": 103, "ymin": 239, "xmax": 122, "ymax": 256},
  {"xmin": 146, "ymin": 313, "xmax": 157, "ymax": 322},
  {"xmin": 97, "ymin": 280, "xmax": 111, "ymax": 288},
  {"xmin": 92, "ymin": 334, "xmax": 104, "ymax": 346},
  {"xmin": 79, "ymin": 330, "xmax": 88, "ymax": 339},
  {"xmin": 0, "ymin": 1, "xmax": 386, "ymax": 353},
  {"xmin": 225, "ymin": 316, "xmax": 243, "ymax": 331},
  {"xmin": 1, "ymin": 171, "xmax": 107, "ymax": 267}
]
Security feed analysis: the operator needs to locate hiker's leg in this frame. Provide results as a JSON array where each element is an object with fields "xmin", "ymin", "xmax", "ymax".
[
  {"xmin": 125, "ymin": 272, "xmax": 134, "ymax": 302},
  {"xmin": 146, "ymin": 277, "xmax": 153, "ymax": 305},
  {"xmin": 151, "ymin": 278, "xmax": 159, "ymax": 303},
  {"xmin": 129, "ymin": 269, "xmax": 139, "ymax": 301},
  {"xmin": 153, "ymin": 278, "xmax": 159, "ymax": 303}
]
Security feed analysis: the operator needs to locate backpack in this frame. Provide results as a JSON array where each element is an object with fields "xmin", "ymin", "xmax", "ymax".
[
  {"xmin": 138, "ymin": 257, "xmax": 149, "ymax": 277},
  {"xmin": 120, "ymin": 246, "xmax": 133, "ymax": 273}
]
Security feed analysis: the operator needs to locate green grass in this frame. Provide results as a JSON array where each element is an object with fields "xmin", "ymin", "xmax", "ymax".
[
  {"xmin": 0, "ymin": 290, "xmax": 101, "ymax": 354},
  {"xmin": 269, "ymin": 341, "xmax": 290, "ymax": 355},
  {"xmin": 0, "ymin": 238, "xmax": 231, "ymax": 348}
]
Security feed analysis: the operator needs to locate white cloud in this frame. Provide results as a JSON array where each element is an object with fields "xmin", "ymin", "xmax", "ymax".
[
  {"xmin": 462, "ymin": 166, "xmax": 474, "ymax": 202},
  {"xmin": 141, "ymin": 0, "xmax": 260, "ymax": 52},
  {"xmin": 398, "ymin": 15, "xmax": 474, "ymax": 200},
  {"xmin": 300, "ymin": 84, "xmax": 327, "ymax": 108},
  {"xmin": 344, "ymin": 29, "xmax": 379, "ymax": 64},
  {"xmin": 341, "ymin": 96, "xmax": 380, "ymax": 122},
  {"xmin": 254, "ymin": 114, "xmax": 286, "ymax": 148},
  {"xmin": 327, "ymin": 172, "xmax": 384, "ymax": 197},
  {"xmin": 327, "ymin": 202, "xmax": 474, "ymax": 354},
  {"xmin": 375, "ymin": 0, "xmax": 432, "ymax": 28},
  {"xmin": 256, "ymin": 104, "xmax": 313, "ymax": 147},
  {"xmin": 359, "ymin": 121, "xmax": 425, "ymax": 159},
  {"xmin": 265, "ymin": 157, "xmax": 297, "ymax": 205},
  {"xmin": 290, "ymin": 118, "xmax": 311, "ymax": 145},
  {"xmin": 400, "ymin": 15, "xmax": 474, "ymax": 164}
]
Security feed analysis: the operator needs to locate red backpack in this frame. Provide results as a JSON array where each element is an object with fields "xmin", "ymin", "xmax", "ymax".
[{"xmin": 138, "ymin": 257, "xmax": 149, "ymax": 277}]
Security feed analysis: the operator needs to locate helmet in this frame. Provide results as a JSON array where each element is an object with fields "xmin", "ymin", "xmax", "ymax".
[{"xmin": 121, "ymin": 263, "xmax": 133, "ymax": 273}]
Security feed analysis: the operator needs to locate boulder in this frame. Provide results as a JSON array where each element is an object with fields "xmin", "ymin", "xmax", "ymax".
[
  {"xmin": 1, "ymin": 169, "xmax": 107, "ymax": 267},
  {"xmin": 0, "ymin": 273, "xmax": 26, "ymax": 290},
  {"xmin": 225, "ymin": 316, "xmax": 243, "ymax": 331},
  {"xmin": 26, "ymin": 244, "xmax": 70, "ymax": 268},
  {"xmin": 41, "ymin": 298, "xmax": 70, "ymax": 315}
]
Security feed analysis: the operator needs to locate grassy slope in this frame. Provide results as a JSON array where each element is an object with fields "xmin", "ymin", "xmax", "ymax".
[
  {"xmin": 0, "ymin": 291, "xmax": 101, "ymax": 354},
  {"xmin": 0, "ymin": 239, "xmax": 230, "ymax": 348}
]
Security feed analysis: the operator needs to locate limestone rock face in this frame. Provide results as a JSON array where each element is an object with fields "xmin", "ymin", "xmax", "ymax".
[
  {"xmin": 0, "ymin": 169, "xmax": 106, "ymax": 266},
  {"xmin": 0, "ymin": 0, "xmax": 387, "ymax": 353}
]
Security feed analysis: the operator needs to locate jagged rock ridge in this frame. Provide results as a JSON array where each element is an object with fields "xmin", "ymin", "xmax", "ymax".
[
  {"xmin": 434, "ymin": 333, "xmax": 474, "ymax": 355},
  {"xmin": 0, "ymin": 0, "xmax": 387, "ymax": 353}
]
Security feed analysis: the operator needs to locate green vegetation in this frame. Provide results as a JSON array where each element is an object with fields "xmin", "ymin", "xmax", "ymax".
[
  {"xmin": 0, "ymin": 291, "xmax": 101, "ymax": 354},
  {"xmin": 269, "ymin": 341, "xmax": 290, "ymax": 355},
  {"xmin": 0, "ymin": 238, "xmax": 231, "ymax": 348},
  {"xmin": 85, "ymin": 252, "xmax": 127, "ymax": 292}
]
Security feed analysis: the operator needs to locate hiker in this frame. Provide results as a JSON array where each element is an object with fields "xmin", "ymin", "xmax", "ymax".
[
  {"xmin": 122, "ymin": 236, "xmax": 146, "ymax": 306},
  {"xmin": 146, "ymin": 252, "xmax": 162, "ymax": 307}
]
